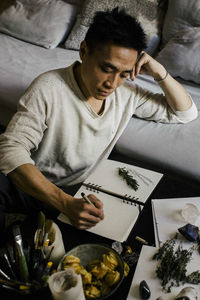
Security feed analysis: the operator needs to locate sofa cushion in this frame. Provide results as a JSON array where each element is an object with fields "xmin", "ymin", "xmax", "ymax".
[
  {"xmin": 0, "ymin": 0, "xmax": 77, "ymax": 49},
  {"xmin": 115, "ymin": 74, "xmax": 200, "ymax": 182},
  {"xmin": 64, "ymin": 0, "xmax": 164, "ymax": 55},
  {"xmin": 162, "ymin": 0, "xmax": 200, "ymax": 45},
  {"xmin": 0, "ymin": 33, "xmax": 79, "ymax": 126},
  {"xmin": 156, "ymin": 28, "xmax": 200, "ymax": 84}
]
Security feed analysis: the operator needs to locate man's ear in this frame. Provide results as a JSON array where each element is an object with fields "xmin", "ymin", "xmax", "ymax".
[{"xmin": 79, "ymin": 40, "xmax": 88, "ymax": 61}]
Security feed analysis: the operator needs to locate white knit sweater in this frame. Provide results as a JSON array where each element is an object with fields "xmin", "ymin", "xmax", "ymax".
[{"xmin": 0, "ymin": 63, "xmax": 197, "ymax": 187}]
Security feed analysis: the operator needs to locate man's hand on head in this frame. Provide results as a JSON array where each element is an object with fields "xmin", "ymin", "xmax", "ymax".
[
  {"xmin": 130, "ymin": 52, "xmax": 167, "ymax": 81},
  {"xmin": 130, "ymin": 52, "xmax": 145, "ymax": 81}
]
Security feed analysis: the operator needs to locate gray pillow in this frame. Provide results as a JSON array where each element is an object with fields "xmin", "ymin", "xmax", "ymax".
[
  {"xmin": 162, "ymin": 0, "xmax": 200, "ymax": 45},
  {"xmin": 64, "ymin": 0, "xmax": 163, "ymax": 55},
  {"xmin": 0, "ymin": 0, "xmax": 77, "ymax": 49},
  {"xmin": 156, "ymin": 28, "xmax": 200, "ymax": 84}
]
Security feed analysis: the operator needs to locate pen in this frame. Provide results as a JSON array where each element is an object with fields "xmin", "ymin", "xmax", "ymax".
[{"xmin": 81, "ymin": 192, "xmax": 95, "ymax": 207}]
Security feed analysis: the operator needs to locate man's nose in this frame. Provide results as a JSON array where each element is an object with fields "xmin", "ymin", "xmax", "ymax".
[{"xmin": 104, "ymin": 74, "xmax": 119, "ymax": 90}]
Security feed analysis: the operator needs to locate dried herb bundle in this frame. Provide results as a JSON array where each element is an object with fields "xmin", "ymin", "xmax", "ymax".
[
  {"xmin": 118, "ymin": 167, "xmax": 139, "ymax": 191},
  {"xmin": 153, "ymin": 236, "xmax": 200, "ymax": 292}
]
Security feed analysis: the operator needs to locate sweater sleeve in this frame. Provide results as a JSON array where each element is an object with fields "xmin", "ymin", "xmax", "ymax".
[
  {"xmin": 0, "ymin": 75, "xmax": 52, "ymax": 175},
  {"xmin": 133, "ymin": 84, "xmax": 198, "ymax": 124}
]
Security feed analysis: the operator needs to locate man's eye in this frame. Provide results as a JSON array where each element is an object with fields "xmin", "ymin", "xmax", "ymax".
[
  {"xmin": 101, "ymin": 67, "xmax": 110, "ymax": 73},
  {"xmin": 120, "ymin": 73, "xmax": 129, "ymax": 79}
]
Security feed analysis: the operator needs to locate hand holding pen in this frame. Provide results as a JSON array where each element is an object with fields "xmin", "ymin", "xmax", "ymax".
[
  {"xmin": 81, "ymin": 192, "xmax": 104, "ymax": 228},
  {"xmin": 81, "ymin": 192, "xmax": 96, "ymax": 206},
  {"xmin": 63, "ymin": 193, "xmax": 104, "ymax": 230}
]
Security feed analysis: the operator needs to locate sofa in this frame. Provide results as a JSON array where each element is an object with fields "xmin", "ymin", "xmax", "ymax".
[{"xmin": 0, "ymin": 0, "xmax": 200, "ymax": 184}]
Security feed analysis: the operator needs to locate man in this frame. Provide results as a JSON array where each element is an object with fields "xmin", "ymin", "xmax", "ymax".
[{"xmin": 0, "ymin": 8, "xmax": 198, "ymax": 231}]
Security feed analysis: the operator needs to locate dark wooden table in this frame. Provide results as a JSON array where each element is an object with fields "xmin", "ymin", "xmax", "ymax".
[
  {"xmin": 1, "ymin": 173, "xmax": 200, "ymax": 300},
  {"xmin": 57, "ymin": 173, "xmax": 200, "ymax": 300}
]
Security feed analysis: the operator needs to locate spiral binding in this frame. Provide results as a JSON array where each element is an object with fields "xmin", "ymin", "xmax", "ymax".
[
  {"xmin": 82, "ymin": 182, "xmax": 143, "ymax": 208},
  {"xmin": 123, "ymin": 194, "xmax": 137, "ymax": 206},
  {"xmin": 84, "ymin": 183, "xmax": 101, "ymax": 193}
]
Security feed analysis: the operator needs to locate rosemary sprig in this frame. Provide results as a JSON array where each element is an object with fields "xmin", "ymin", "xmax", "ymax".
[{"xmin": 118, "ymin": 167, "xmax": 139, "ymax": 191}]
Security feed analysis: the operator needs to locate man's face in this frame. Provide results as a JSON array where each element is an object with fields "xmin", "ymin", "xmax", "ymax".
[{"xmin": 78, "ymin": 41, "xmax": 138, "ymax": 101}]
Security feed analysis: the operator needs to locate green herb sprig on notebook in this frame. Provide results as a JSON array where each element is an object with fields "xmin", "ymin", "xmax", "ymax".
[{"xmin": 118, "ymin": 167, "xmax": 139, "ymax": 191}]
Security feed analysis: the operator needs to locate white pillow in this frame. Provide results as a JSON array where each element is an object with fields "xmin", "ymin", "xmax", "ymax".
[
  {"xmin": 156, "ymin": 28, "xmax": 200, "ymax": 84},
  {"xmin": 0, "ymin": 0, "xmax": 77, "ymax": 49}
]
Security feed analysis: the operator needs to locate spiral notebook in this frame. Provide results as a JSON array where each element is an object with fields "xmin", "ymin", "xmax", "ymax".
[{"xmin": 58, "ymin": 159, "xmax": 163, "ymax": 242}]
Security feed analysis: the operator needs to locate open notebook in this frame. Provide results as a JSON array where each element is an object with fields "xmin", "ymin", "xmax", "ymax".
[{"xmin": 58, "ymin": 159, "xmax": 163, "ymax": 242}]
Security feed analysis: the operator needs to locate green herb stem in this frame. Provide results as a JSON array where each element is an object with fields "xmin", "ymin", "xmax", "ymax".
[{"xmin": 118, "ymin": 167, "xmax": 139, "ymax": 191}]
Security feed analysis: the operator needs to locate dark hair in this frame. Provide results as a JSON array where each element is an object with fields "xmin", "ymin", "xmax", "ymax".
[{"xmin": 85, "ymin": 7, "xmax": 147, "ymax": 53}]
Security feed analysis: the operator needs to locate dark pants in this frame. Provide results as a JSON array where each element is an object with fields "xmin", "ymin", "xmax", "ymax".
[{"xmin": 0, "ymin": 171, "xmax": 81, "ymax": 232}]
